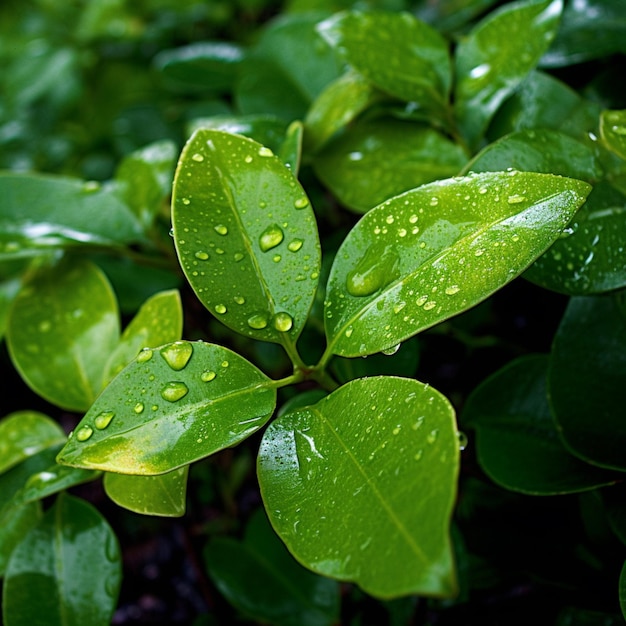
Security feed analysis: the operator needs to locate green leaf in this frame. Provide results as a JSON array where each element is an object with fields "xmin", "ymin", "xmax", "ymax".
[
  {"xmin": 278, "ymin": 120, "xmax": 304, "ymax": 176},
  {"xmin": 454, "ymin": 0, "xmax": 563, "ymax": 147},
  {"xmin": 0, "ymin": 411, "xmax": 66, "ymax": 475},
  {"xmin": 103, "ymin": 466, "xmax": 188, "ymax": 517},
  {"xmin": 317, "ymin": 11, "xmax": 451, "ymax": 116},
  {"xmin": 16, "ymin": 465, "xmax": 99, "ymax": 505},
  {"xmin": 0, "ymin": 502, "xmax": 41, "ymax": 578},
  {"xmin": 205, "ymin": 509, "xmax": 340, "ymax": 626},
  {"xmin": 0, "ymin": 173, "xmax": 144, "ymax": 260},
  {"xmin": 56, "ymin": 341, "xmax": 277, "ymax": 475},
  {"xmin": 2, "ymin": 494, "xmax": 121, "ymax": 626},
  {"xmin": 324, "ymin": 171, "xmax": 590, "ymax": 357},
  {"xmin": 104, "ymin": 289, "xmax": 183, "ymax": 383},
  {"xmin": 462, "ymin": 355, "xmax": 619, "ymax": 495},
  {"xmin": 415, "ymin": 0, "xmax": 500, "ymax": 33},
  {"xmin": 0, "ymin": 273, "xmax": 21, "ymax": 340},
  {"xmin": 258, "ymin": 376, "xmax": 459, "ymax": 599},
  {"xmin": 313, "ymin": 119, "xmax": 467, "ymax": 214},
  {"xmin": 172, "ymin": 129, "xmax": 321, "ymax": 350},
  {"xmin": 600, "ymin": 110, "xmax": 626, "ymax": 160},
  {"xmin": 7, "ymin": 260, "xmax": 120, "ymax": 411},
  {"xmin": 549, "ymin": 294, "xmax": 626, "ymax": 471}
]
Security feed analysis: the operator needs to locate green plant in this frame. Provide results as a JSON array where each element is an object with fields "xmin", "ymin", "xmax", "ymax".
[{"xmin": 2, "ymin": 0, "xmax": 626, "ymax": 624}]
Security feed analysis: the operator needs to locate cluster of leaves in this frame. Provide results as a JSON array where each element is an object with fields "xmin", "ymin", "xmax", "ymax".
[{"xmin": 1, "ymin": 0, "xmax": 626, "ymax": 624}]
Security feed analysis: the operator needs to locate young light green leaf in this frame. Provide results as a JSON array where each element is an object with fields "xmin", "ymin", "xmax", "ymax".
[
  {"xmin": 462, "ymin": 355, "xmax": 619, "ymax": 495},
  {"xmin": 258, "ymin": 376, "xmax": 459, "ymax": 599},
  {"xmin": 103, "ymin": 467, "xmax": 189, "ymax": 517},
  {"xmin": 454, "ymin": 0, "xmax": 563, "ymax": 147},
  {"xmin": 549, "ymin": 295, "xmax": 626, "ymax": 471},
  {"xmin": 0, "ymin": 412, "xmax": 66, "ymax": 475},
  {"xmin": 2, "ymin": 494, "xmax": 121, "ymax": 626},
  {"xmin": 0, "ymin": 172, "xmax": 144, "ymax": 260},
  {"xmin": 600, "ymin": 110, "xmax": 626, "ymax": 160},
  {"xmin": 104, "ymin": 289, "xmax": 182, "ymax": 383},
  {"xmin": 313, "ymin": 119, "xmax": 467, "ymax": 214},
  {"xmin": 172, "ymin": 129, "xmax": 321, "ymax": 350},
  {"xmin": 324, "ymin": 171, "xmax": 590, "ymax": 357},
  {"xmin": 7, "ymin": 260, "xmax": 120, "ymax": 411},
  {"xmin": 317, "ymin": 11, "xmax": 452, "ymax": 117},
  {"xmin": 205, "ymin": 509, "xmax": 340, "ymax": 626},
  {"xmin": 56, "ymin": 341, "xmax": 276, "ymax": 475}
]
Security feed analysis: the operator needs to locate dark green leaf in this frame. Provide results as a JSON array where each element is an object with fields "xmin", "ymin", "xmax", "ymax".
[
  {"xmin": 600, "ymin": 109, "xmax": 626, "ymax": 160},
  {"xmin": 258, "ymin": 376, "xmax": 459, "ymax": 598},
  {"xmin": 172, "ymin": 130, "xmax": 321, "ymax": 351},
  {"xmin": 2, "ymin": 494, "xmax": 121, "ymax": 626},
  {"xmin": 324, "ymin": 171, "xmax": 590, "ymax": 357},
  {"xmin": 414, "ymin": 0, "xmax": 500, "ymax": 33},
  {"xmin": 205, "ymin": 509, "xmax": 340, "ymax": 626},
  {"xmin": 549, "ymin": 294, "xmax": 626, "ymax": 471},
  {"xmin": 454, "ymin": 0, "xmax": 563, "ymax": 147},
  {"xmin": 0, "ymin": 502, "xmax": 41, "ymax": 578},
  {"xmin": 462, "ymin": 355, "xmax": 619, "ymax": 494},
  {"xmin": 7, "ymin": 260, "xmax": 120, "ymax": 411},
  {"xmin": 103, "ymin": 467, "xmax": 188, "ymax": 517},
  {"xmin": 313, "ymin": 119, "xmax": 467, "ymax": 213},
  {"xmin": 56, "ymin": 341, "xmax": 277, "ymax": 475}
]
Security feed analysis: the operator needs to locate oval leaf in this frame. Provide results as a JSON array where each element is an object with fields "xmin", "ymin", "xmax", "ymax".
[
  {"xmin": 103, "ymin": 467, "xmax": 188, "ymax": 517},
  {"xmin": 7, "ymin": 260, "xmax": 120, "ymax": 411},
  {"xmin": 324, "ymin": 171, "xmax": 591, "ymax": 357},
  {"xmin": 258, "ymin": 376, "xmax": 459, "ymax": 599},
  {"xmin": 454, "ymin": 0, "xmax": 563, "ymax": 147},
  {"xmin": 172, "ymin": 129, "xmax": 321, "ymax": 348},
  {"xmin": 56, "ymin": 341, "xmax": 276, "ymax": 475},
  {"xmin": 2, "ymin": 494, "xmax": 121, "ymax": 626}
]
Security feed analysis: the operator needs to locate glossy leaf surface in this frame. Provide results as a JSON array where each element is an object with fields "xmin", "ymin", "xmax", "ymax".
[
  {"xmin": 549, "ymin": 295, "xmax": 626, "ymax": 471},
  {"xmin": 318, "ymin": 11, "xmax": 451, "ymax": 114},
  {"xmin": 103, "ymin": 467, "xmax": 188, "ymax": 517},
  {"xmin": 2, "ymin": 494, "xmax": 121, "ymax": 626},
  {"xmin": 205, "ymin": 509, "xmax": 340, "ymax": 626},
  {"xmin": 172, "ymin": 130, "xmax": 320, "ymax": 346},
  {"xmin": 0, "ymin": 173, "xmax": 144, "ymax": 260},
  {"xmin": 104, "ymin": 289, "xmax": 182, "ymax": 383},
  {"xmin": 57, "ymin": 341, "xmax": 276, "ymax": 475},
  {"xmin": 16, "ymin": 465, "xmax": 98, "ymax": 505},
  {"xmin": 324, "ymin": 172, "xmax": 590, "ymax": 357},
  {"xmin": 314, "ymin": 119, "xmax": 467, "ymax": 213},
  {"xmin": 463, "ymin": 355, "xmax": 618, "ymax": 494},
  {"xmin": 7, "ymin": 260, "xmax": 120, "ymax": 411},
  {"xmin": 258, "ymin": 377, "xmax": 459, "ymax": 598},
  {"xmin": 601, "ymin": 109, "xmax": 626, "ymax": 160},
  {"xmin": 0, "ymin": 411, "xmax": 65, "ymax": 474},
  {"xmin": 0, "ymin": 502, "xmax": 41, "ymax": 577},
  {"xmin": 454, "ymin": 0, "xmax": 563, "ymax": 147}
]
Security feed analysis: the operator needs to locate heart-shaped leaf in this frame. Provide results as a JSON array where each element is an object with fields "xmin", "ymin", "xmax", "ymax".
[
  {"xmin": 454, "ymin": 0, "xmax": 563, "ymax": 147},
  {"xmin": 324, "ymin": 171, "xmax": 590, "ymax": 357},
  {"xmin": 103, "ymin": 467, "xmax": 188, "ymax": 517},
  {"xmin": 56, "ymin": 341, "xmax": 276, "ymax": 475},
  {"xmin": 7, "ymin": 259, "xmax": 120, "ymax": 411},
  {"xmin": 2, "ymin": 494, "xmax": 121, "ymax": 626},
  {"xmin": 258, "ymin": 376, "xmax": 459, "ymax": 599},
  {"xmin": 172, "ymin": 129, "xmax": 321, "ymax": 352}
]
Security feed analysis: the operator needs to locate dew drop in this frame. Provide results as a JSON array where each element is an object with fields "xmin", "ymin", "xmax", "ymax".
[
  {"xmin": 161, "ymin": 382, "xmax": 189, "ymax": 402},
  {"xmin": 221, "ymin": 360, "xmax": 229, "ymax": 368},
  {"xmin": 137, "ymin": 348, "xmax": 153, "ymax": 363},
  {"xmin": 392, "ymin": 426, "xmax": 401, "ymax": 435},
  {"xmin": 234, "ymin": 252, "xmax": 244, "ymax": 262},
  {"xmin": 214, "ymin": 224, "xmax": 228, "ymax": 235},
  {"xmin": 258, "ymin": 146, "xmax": 274, "ymax": 157},
  {"xmin": 215, "ymin": 248, "xmax": 225, "ymax": 255},
  {"xmin": 458, "ymin": 431, "xmax": 468, "ymax": 451},
  {"xmin": 215, "ymin": 304, "xmax": 227, "ymax": 314},
  {"xmin": 294, "ymin": 197, "xmax": 309, "ymax": 209},
  {"xmin": 160, "ymin": 341, "xmax": 193, "ymax": 371},
  {"xmin": 76, "ymin": 426, "xmax": 93, "ymax": 442},
  {"xmin": 382, "ymin": 343, "xmax": 400, "ymax": 356},
  {"xmin": 259, "ymin": 224, "xmax": 284, "ymax": 252},
  {"xmin": 94, "ymin": 411, "xmax": 114, "ymax": 430},
  {"xmin": 423, "ymin": 301, "xmax": 436, "ymax": 311},
  {"xmin": 346, "ymin": 245, "xmax": 399, "ymax": 297},
  {"xmin": 234, "ymin": 296, "xmax": 245, "ymax": 305},
  {"xmin": 416, "ymin": 295, "xmax": 428, "ymax": 306},
  {"xmin": 182, "ymin": 198, "xmax": 190, "ymax": 205},
  {"xmin": 191, "ymin": 153, "xmax": 204, "ymax": 162},
  {"xmin": 201, "ymin": 370, "xmax": 216, "ymax": 382},
  {"xmin": 445, "ymin": 285, "xmax": 460, "ymax": 295},
  {"xmin": 409, "ymin": 214, "xmax": 418, "ymax": 224},
  {"xmin": 393, "ymin": 301, "xmax": 406, "ymax": 314},
  {"xmin": 507, "ymin": 194, "xmax": 525, "ymax": 204},
  {"xmin": 195, "ymin": 251, "xmax": 209, "ymax": 261},
  {"xmin": 398, "ymin": 228, "xmax": 407, "ymax": 237},
  {"xmin": 272, "ymin": 254, "xmax": 281, "ymax": 263},
  {"xmin": 272, "ymin": 312, "xmax": 293, "ymax": 333},
  {"xmin": 134, "ymin": 403, "xmax": 144, "ymax": 414},
  {"xmin": 474, "ymin": 248, "xmax": 485, "ymax": 257},
  {"xmin": 345, "ymin": 326, "xmax": 354, "ymax": 338},
  {"xmin": 288, "ymin": 239, "xmax": 304, "ymax": 252},
  {"xmin": 244, "ymin": 155, "xmax": 253, "ymax": 163},
  {"xmin": 427, "ymin": 429, "xmax": 439, "ymax": 444},
  {"xmin": 414, "ymin": 449, "xmax": 423, "ymax": 461},
  {"xmin": 429, "ymin": 197, "xmax": 439, "ymax": 206},
  {"xmin": 611, "ymin": 124, "xmax": 626, "ymax": 136},
  {"xmin": 248, "ymin": 313, "xmax": 269, "ymax": 330}
]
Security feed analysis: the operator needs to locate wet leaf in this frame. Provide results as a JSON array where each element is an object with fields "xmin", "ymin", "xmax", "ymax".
[
  {"xmin": 549, "ymin": 294, "xmax": 626, "ymax": 471},
  {"xmin": 454, "ymin": 0, "xmax": 563, "ymax": 147},
  {"xmin": 278, "ymin": 120, "xmax": 304, "ymax": 175},
  {"xmin": 463, "ymin": 355, "xmax": 619, "ymax": 494},
  {"xmin": 314, "ymin": 119, "xmax": 467, "ymax": 213},
  {"xmin": 600, "ymin": 109, "xmax": 626, "ymax": 160},
  {"xmin": 16, "ymin": 465, "xmax": 99, "ymax": 505},
  {"xmin": 103, "ymin": 467, "xmax": 188, "ymax": 517},
  {"xmin": 205, "ymin": 509, "xmax": 340, "ymax": 626},
  {"xmin": 104, "ymin": 289, "xmax": 182, "ymax": 383},
  {"xmin": 2, "ymin": 494, "xmax": 121, "ymax": 626},
  {"xmin": 0, "ymin": 173, "xmax": 144, "ymax": 260},
  {"xmin": 56, "ymin": 341, "xmax": 276, "ymax": 475},
  {"xmin": 258, "ymin": 377, "xmax": 459, "ymax": 599},
  {"xmin": 0, "ymin": 411, "xmax": 66, "ymax": 475},
  {"xmin": 7, "ymin": 260, "xmax": 120, "ymax": 411},
  {"xmin": 172, "ymin": 129, "xmax": 321, "ymax": 350},
  {"xmin": 324, "ymin": 171, "xmax": 590, "ymax": 357}
]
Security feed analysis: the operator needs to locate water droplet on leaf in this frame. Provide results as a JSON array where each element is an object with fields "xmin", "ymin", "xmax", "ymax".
[
  {"xmin": 382, "ymin": 343, "xmax": 400, "ymax": 355},
  {"xmin": 134, "ymin": 403, "xmax": 144, "ymax": 414},
  {"xmin": 76, "ymin": 426, "xmax": 93, "ymax": 442},
  {"xmin": 507, "ymin": 194, "xmax": 525, "ymax": 204},
  {"xmin": 288, "ymin": 239, "xmax": 304, "ymax": 252},
  {"xmin": 215, "ymin": 304, "xmax": 227, "ymax": 314},
  {"xmin": 201, "ymin": 370, "xmax": 216, "ymax": 382},
  {"xmin": 214, "ymin": 224, "xmax": 228, "ymax": 235},
  {"xmin": 248, "ymin": 313, "xmax": 269, "ymax": 330},
  {"xmin": 259, "ymin": 225, "xmax": 284, "ymax": 252},
  {"xmin": 191, "ymin": 153, "xmax": 204, "ymax": 162},
  {"xmin": 161, "ymin": 382, "xmax": 189, "ymax": 402},
  {"xmin": 346, "ymin": 245, "xmax": 399, "ymax": 297},
  {"xmin": 161, "ymin": 342, "xmax": 193, "ymax": 371},
  {"xmin": 195, "ymin": 251, "xmax": 209, "ymax": 261},
  {"xmin": 94, "ymin": 411, "xmax": 114, "ymax": 430},
  {"xmin": 272, "ymin": 312, "xmax": 293, "ymax": 332},
  {"xmin": 294, "ymin": 197, "xmax": 309, "ymax": 209},
  {"xmin": 137, "ymin": 348, "xmax": 153, "ymax": 363},
  {"xmin": 258, "ymin": 146, "xmax": 273, "ymax": 157}
]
